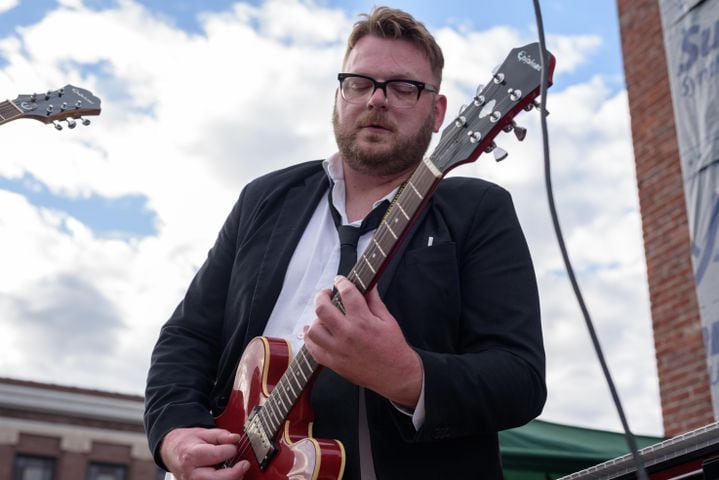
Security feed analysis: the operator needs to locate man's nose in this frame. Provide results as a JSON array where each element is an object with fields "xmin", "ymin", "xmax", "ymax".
[{"xmin": 367, "ymin": 85, "xmax": 389, "ymax": 107}]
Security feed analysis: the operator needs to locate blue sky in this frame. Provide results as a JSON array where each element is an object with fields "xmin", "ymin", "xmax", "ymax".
[
  {"xmin": 0, "ymin": 0, "xmax": 662, "ymax": 437},
  {"xmin": 0, "ymin": 0, "xmax": 625, "ymax": 239}
]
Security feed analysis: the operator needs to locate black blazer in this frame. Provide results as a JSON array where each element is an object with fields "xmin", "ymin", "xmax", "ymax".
[{"xmin": 144, "ymin": 160, "xmax": 546, "ymax": 479}]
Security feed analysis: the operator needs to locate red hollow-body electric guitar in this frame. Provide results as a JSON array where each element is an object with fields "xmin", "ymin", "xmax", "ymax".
[{"xmin": 167, "ymin": 42, "xmax": 555, "ymax": 480}]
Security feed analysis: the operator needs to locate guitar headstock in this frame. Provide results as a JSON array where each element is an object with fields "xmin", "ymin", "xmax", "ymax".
[
  {"xmin": 8, "ymin": 84, "xmax": 102, "ymax": 130},
  {"xmin": 431, "ymin": 42, "xmax": 555, "ymax": 172}
]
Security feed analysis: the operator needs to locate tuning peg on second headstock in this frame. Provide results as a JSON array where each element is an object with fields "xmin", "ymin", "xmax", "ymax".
[
  {"xmin": 66, "ymin": 118, "xmax": 77, "ymax": 129},
  {"xmin": 52, "ymin": 121, "xmax": 63, "ymax": 131},
  {"xmin": 80, "ymin": 117, "xmax": 91, "ymax": 126}
]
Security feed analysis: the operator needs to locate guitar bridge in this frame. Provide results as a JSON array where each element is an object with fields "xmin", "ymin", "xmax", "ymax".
[{"xmin": 245, "ymin": 407, "xmax": 277, "ymax": 470}]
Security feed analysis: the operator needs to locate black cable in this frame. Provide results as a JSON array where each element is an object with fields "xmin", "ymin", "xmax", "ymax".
[{"xmin": 530, "ymin": 1, "xmax": 649, "ymax": 478}]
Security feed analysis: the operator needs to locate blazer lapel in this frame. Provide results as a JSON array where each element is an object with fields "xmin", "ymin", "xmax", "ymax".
[{"xmin": 244, "ymin": 169, "xmax": 330, "ymax": 340}]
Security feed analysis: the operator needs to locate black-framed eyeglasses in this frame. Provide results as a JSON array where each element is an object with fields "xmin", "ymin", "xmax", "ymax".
[{"xmin": 337, "ymin": 73, "xmax": 438, "ymax": 108}]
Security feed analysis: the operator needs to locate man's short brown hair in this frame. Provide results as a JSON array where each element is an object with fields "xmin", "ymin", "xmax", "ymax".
[{"xmin": 343, "ymin": 6, "xmax": 444, "ymax": 86}]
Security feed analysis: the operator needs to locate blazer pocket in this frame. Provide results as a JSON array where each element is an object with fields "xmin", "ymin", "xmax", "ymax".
[{"xmin": 389, "ymin": 242, "xmax": 461, "ymax": 348}]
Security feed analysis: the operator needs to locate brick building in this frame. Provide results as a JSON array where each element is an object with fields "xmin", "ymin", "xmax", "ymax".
[
  {"xmin": 617, "ymin": 0, "xmax": 716, "ymax": 436},
  {"xmin": 0, "ymin": 377, "xmax": 162, "ymax": 480}
]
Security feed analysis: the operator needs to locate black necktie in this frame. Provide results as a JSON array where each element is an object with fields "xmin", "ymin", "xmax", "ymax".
[{"xmin": 328, "ymin": 190, "xmax": 390, "ymax": 277}]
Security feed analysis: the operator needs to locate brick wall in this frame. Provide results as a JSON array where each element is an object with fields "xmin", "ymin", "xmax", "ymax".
[{"xmin": 616, "ymin": 0, "xmax": 715, "ymax": 435}]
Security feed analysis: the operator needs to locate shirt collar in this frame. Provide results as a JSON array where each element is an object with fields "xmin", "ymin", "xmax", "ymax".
[{"xmin": 322, "ymin": 154, "xmax": 399, "ymax": 226}]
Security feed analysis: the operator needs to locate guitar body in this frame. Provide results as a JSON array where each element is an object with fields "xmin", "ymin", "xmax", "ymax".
[{"xmin": 215, "ymin": 336, "xmax": 346, "ymax": 480}]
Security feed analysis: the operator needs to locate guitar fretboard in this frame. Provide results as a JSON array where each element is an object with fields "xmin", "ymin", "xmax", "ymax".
[{"xmin": 0, "ymin": 100, "xmax": 21, "ymax": 125}]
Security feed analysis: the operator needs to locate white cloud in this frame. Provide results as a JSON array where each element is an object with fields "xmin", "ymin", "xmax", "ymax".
[
  {"xmin": 0, "ymin": 0, "xmax": 18, "ymax": 15},
  {"xmin": 0, "ymin": 0, "xmax": 663, "ymax": 436}
]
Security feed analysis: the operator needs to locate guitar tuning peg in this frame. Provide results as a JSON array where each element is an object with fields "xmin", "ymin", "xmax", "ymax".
[
  {"xmin": 508, "ymin": 88, "xmax": 522, "ymax": 101},
  {"xmin": 475, "ymin": 83, "xmax": 484, "ymax": 96},
  {"xmin": 532, "ymin": 99, "xmax": 550, "ymax": 116},
  {"xmin": 52, "ymin": 121, "xmax": 63, "ymax": 131},
  {"xmin": 66, "ymin": 118, "xmax": 77, "ymax": 129},
  {"xmin": 80, "ymin": 117, "xmax": 91, "ymax": 126},
  {"xmin": 484, "ymin": 142, "xmax": 509, "ymax": 161},
  {"xmin": 458, "ymin": 104, "xmax": 468, "ymax": 114},
  {"xmin": 493, "ymin": 146, "xmax": 509, "ymax": 162},
  {"xmin": 513, "ymin": 125, "xmax": 527, "ymax": 141},
  {"xmin": 491, "ymin": 65, "xmax": 505, "ymax": 84},
  {"xmin": 503, "ymin": 121, "xmax": 527, "ymax": 141}
]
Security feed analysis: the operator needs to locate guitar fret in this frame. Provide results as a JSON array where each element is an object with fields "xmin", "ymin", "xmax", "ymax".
[
  {"xmin": 384, "ymin": 220, "xmax": 398, "ymax": 239},
  {"xmin": 290, "ymin": 368, "xmax": 302, "ymax": 393},
  {"xmin": 362, "ymin": 254, "xmax": 376, "ymax": 273},
  {"xmin": 296, "ymin": 364, "xmax": 308, "ymax": 382},
  {"xmin": 279, "ymin": 385, "xmax": 291, "ymax": 410},
  {"xmin": 267, "ymin": 399, "xmax": 281, "ymax": 423},
  {"xmin": 265, "ymin": 408, "xmax": 279, "ymax": 431},
  {"xmin": 259, "ymin": 409, "xmax": 272, "ymax": 436},
  {"xmin": 396, "ymin": 202, "xmax": 410, "ymax": 220},
  {"xmin": 354, "ymin": 273, "xmax": 367, "ymax": 289},
  {"xmin": 286, "ymin": 377, "xmax": 298, "ymax": 397},
  {"xmin": 300, "ymin": 349, "xmax": 315, "ymax": 372},
  {"xmin": 372, "ymin": 238, "xmax": 387, "ymax": 257},
  {"xmin": 407, "ymin": 180, "xmax": 423, "ymax": 199}
]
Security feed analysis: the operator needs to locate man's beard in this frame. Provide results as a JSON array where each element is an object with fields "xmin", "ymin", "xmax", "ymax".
[{"xmin": 332, "ymin": 105, "xmax": 435, "ymax": 177}]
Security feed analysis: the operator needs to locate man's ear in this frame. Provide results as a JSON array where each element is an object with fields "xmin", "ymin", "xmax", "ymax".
[{"xmin": 433, "ymin": 94, "xmax": 447, "ymax": 132}]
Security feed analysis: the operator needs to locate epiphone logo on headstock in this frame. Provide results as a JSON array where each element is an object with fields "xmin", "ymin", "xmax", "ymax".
[
  {"xmin": 517, "ymin": 51, "xmax": 541, "ymax": 71},
  {"xmin": 72, "ymin": 87, "xmax": 96, "ymax": 105}
]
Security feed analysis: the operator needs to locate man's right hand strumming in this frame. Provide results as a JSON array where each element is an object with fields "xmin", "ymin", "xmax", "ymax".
[{"xmin": 160, "ymin": 427, "xmax": 250, "ymax": 480}]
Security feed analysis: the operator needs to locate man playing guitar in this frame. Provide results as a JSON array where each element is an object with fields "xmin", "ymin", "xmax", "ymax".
[{"xmin": 144, "ymin": 6, "xmax": 547, "ymax": 479}]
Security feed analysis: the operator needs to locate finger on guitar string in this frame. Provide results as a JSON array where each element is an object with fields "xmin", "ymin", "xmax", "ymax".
[
  {"xmin": 197, "ymin": 428, "xmax": 242, "ymax": 445},
  {"xmin": 332, "ymin": 276, "xmax": 375, "ymax": 322},
  {"xmin": 161, "ymin": 427, "xmax": 244, "ymax": 479}
]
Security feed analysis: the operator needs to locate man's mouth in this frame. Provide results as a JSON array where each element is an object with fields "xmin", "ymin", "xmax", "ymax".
[{"xmin": 360, "ymin": 121, "xmax": 393, "ymax": 132}]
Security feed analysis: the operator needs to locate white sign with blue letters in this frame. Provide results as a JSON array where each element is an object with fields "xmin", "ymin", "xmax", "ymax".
[{"xmin": 659, "ymin": 0, "xmax": 719, "ymax": 419}]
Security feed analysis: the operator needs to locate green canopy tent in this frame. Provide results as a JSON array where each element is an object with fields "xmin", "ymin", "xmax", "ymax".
[{"xmin": 500, "ymin": 419, "xmax": 664, "ymax": 479}]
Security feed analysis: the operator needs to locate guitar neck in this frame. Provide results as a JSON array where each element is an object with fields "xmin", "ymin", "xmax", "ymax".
[
  {"xmin": 0, "ymin": 100, "xmax": 22, "ymax": 125},
  {"xmin": 559, "ymin": 421, "xmax": 719, "ymax": 479},
  {"xmin": 341, "ymin": 158, "xmax": 444, "ymax": 297},
  {"xmin": 254, "ymin": 157, "xmax": 444, "ymax": 438}
]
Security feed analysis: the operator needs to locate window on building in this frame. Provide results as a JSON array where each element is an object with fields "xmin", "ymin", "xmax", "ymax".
[
  {"xmin": 13, "ymin": 455, "xmax": 55, "ymax": 480},
  {"xmin": 86, "ymin": 463, "xmax": 127, "ymax": 480}
]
